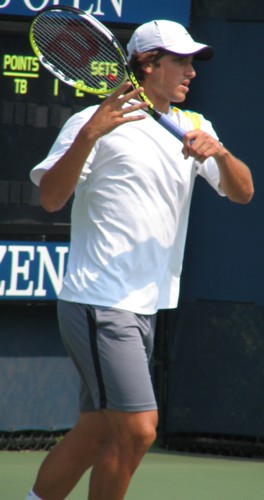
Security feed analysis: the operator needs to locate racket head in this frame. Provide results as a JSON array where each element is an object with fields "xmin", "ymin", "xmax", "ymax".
[{"xmin": 29, "ymin": 6, "xmax": 127, "ymax": 95}]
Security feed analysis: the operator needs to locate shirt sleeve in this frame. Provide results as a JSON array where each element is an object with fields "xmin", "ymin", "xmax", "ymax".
[
  {"xmin": 30, "ymin": 106, "xmax": 98, "ymax": 186},
  {"xmin": 194, "ymin": 114, "xmax": 226, "ymax": 196}
]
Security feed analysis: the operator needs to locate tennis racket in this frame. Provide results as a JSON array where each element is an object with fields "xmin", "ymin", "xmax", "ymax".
[{"xmin": 29, "ymin": 6, "xmax": 186, "ymax": 141}]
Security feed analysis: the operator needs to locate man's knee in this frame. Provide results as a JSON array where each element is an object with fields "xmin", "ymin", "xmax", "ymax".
[
  {"xmin": 121, "ymin": 418, "xmax": 157, "ymax": 472},
  {"xmin": 114, "ymin": 411, "xmax": 158, "ymax": 452},
  {"xmin": 134, "ymin": 420, "xmax": 157, "ymax": 450}
]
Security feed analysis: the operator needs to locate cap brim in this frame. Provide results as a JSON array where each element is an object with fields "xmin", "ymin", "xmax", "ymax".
[
  {"xmin": 193, "ymin": 46, "xmax": 214, "ymax": 60},
  {"xmin": 159, "ymin": 45, "xmax": 214, "ymax": 61}
]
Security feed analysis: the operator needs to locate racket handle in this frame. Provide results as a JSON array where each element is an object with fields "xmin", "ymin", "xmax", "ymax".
[{"xmin": 156, "ymin": 113, "xmax": 186, "ymax": 142}]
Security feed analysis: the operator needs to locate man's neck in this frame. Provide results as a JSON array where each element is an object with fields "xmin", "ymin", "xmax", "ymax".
[{"xmin": 140, "ymin": 84, "xmax": 170, "ymax": 114}]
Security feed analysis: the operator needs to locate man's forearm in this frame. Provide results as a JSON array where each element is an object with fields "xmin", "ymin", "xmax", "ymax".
[{"xmin": 215, "ymin": 148, "xmax": 254, "ymax": 204}]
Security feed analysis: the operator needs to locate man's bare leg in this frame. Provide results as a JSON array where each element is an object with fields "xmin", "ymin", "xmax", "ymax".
[
  {"xmin": 32, "ymin": 411, "xmax": 110, "ymax": 500},
  {"xmin": 88, "ymin": 409, "xmax": 158, "ymax": 500}
]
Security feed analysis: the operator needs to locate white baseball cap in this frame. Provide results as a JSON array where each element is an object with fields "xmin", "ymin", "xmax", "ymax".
[{"xmin": 127, "ymin": 20, "xmax": 214, "ymax": 61}]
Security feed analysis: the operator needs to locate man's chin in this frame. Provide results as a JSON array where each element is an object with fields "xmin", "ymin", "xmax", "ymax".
[{"xmin": 172, "ymin": 95, "xmax": 186, "ymax": 104}]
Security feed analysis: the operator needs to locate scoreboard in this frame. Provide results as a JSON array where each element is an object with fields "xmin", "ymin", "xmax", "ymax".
[
  {"xmin": 0, "ymin": 24, "xmax": 100, "ymax": 236},
  {"xmin": 0, "ymin": 0, "xmax": 192, "ymax": 236},
  {"xmin": 0, "ymin": 17, "xmax": 133, "ymax": 300}
]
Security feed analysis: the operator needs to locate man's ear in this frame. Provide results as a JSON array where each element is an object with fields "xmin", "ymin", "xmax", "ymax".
[{"xmin": 142, "ymin": 62, "xmax": 153, "ymax": 75}]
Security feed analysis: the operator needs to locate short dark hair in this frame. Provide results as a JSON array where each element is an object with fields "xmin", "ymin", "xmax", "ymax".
[{"xmin": 128, "ymin": 49, "xmax": 168, "ymax": 82}]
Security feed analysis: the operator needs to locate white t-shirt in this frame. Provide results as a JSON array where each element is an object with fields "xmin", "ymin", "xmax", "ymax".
[{"xmin": 30, "ymin": 105, "xmax": 225, "ymax": 314}]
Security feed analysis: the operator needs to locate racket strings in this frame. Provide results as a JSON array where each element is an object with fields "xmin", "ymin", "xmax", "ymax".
[{"xmin": 31, "ymin": 10, "xmax": 126, "ymax": 92}]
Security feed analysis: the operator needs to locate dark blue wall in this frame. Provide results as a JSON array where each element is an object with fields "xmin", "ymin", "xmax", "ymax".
[
  {"xmin": 166, "ymin": 18, "xmax": 264, "ymax": 439},
  {"xmin": 0, "ymin": 304, "xmax": 79, "ymax": 431},
  {"xmin": 1, "ymin": 18, "xmax": 263, "ymax": 436},
  {"xmin": 180, "ymin": 18, "xmax": 263, "ymax": 305}
]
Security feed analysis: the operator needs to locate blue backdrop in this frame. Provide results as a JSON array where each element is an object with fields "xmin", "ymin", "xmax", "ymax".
[
  {"xmin": 0, "ymin": 0, "xmax": 192, "ymax": 24},
  {"xmin": 1, "ymin": 15, "xmax": 263, "ymax": 437}
]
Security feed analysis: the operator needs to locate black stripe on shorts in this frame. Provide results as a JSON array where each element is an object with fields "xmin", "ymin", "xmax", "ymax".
[{"xmin": 86, "ymin": 308, "xmax": 107, "ymax": 409}]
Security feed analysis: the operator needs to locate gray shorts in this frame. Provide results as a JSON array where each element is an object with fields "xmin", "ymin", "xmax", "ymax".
[{"xmin": 57, "ymin": 300, "xmax": 158, "ymax": 412}]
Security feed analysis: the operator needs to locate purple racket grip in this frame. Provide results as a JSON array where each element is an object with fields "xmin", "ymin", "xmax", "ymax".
[{"xmin": 157, "ymin": 113, "xmax": 186, "ymax": 142}]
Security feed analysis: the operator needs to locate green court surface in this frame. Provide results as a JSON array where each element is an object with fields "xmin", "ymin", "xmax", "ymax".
[{"xmin": 0, "ymin": 449, "xmax": 263, "ymax": 500}]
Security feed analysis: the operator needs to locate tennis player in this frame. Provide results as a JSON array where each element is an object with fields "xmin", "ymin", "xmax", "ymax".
[{"xmin": 25, "ymin": 19, "xmax": 253, "ymax": 500}]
